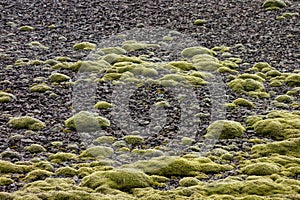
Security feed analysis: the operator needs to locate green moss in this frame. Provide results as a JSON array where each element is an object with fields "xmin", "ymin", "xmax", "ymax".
[
  {"xmin": 181, "ymin": 137, "xmax": 195, "ymax": 146},
  {"xmin": 30, "ymin": 84, "xmax": 51, "ymax": 93},
  {"xmin": 247, "ymin": 91, "xmax": 270, "ymax": 98},
  {"xmin": 193, "ymin": 19, "xmax": 206, "ymax": 26},
  {"xmin": 0, "ymin": 91, "xmax": 16, "ymax": 103},
  {"xmin": 242, "ymin": 177, "xmax": 286, "ymax": 195},
  {"xmin": 124, "ymin": 135, "xmax": 144, "ymax": 145},
  {"xmin": 19, "ymin": 25, "xmax": 34, "ymax": 31},
  {"xmin": 286, "ymin": 87, "xmax": 300, "ymax": 96},
  {"xmin": 80, "ymin": 168, "xmax": 153, "ymax": 191},
  {"xmin": 275, "ymin": 94, "xmax": 294, "ymax": 103},
  {"xmin": 28, "ymin": 41, "xmax": 48, "ymax": 49},
  {"xmin": 217, "ymin": 67, "xmax": 238, "ymax": 74},
  {"xmin": 238, "ymin": 73, "xmax": 265, "ymax": 83},
  {"xmin": 246, "ymin": 116, "xmax": 264, "ymax": 127},
  {"xmin": 250, "ymin": 62, "xmax": 273, "ymax": 72},
  {"xmin": 73, "ymin": 42, "xmax": 96, "ymax": 51},
  {"xmin": 80, "ymin": 146, "xmax": 114, "ymax": 159},
  {"xmin": 253, "ymin": 119, "xmax": 285, "ymax": 140},
  {"xmin": 266, "ymin": 69, "xmax": 281, "ymax": 77},
  {"xmin": 33, "ymin": 161, "xmax": 54, "ymax": 172},
  {"xmin": 181, "ymin": 46, "xmax": 216, "ymax": 58},
  {"xmin": 193, "ymin": 61, "xmax": 223, "ymax": 71},
  {"xmin": 49, "ymin": 152, "xmax": 78, "ymax": 163},
  {"xmin": 102, "ymin": 73, "xmax": 123, "ymax": 81},
  {"xmin": 232, "ymin": 98, "xmax": 255, "ymax": 108},
  {"xmin": 162, "ymin": 36, "xmax": 173, "ymax": 41},
  {"xmin": 241, "ymin": 162, "xmax": 280, "ymax": 175},
  {"xmin": 205, "ymin": 120, "xmax": 245, "ymax": 139},
  {"xmin": 132, "ymin": 149, "xmax": 164, "ymax": 158},
  {"xmin": 94, "ymin": 136, "xmax": 116, "ymax": 144},
  {"xmin": 122, "ymin": 40, "xmax": 160, "ymax": 52},
  {"xmin": 8, "ymin": 116, "xmax": 46, "ymax": 131},
  {"xmin": 262, "ymin": 0, "xmax": 287, "ymax": 8},
  {"xmin": 130, "ymin": 66, "xmax": 158, "ymax": 77},
  {"xmin": 270, "ymin": 80, "xmax": 283, "ymax": 87},
  {"xmin": 25, "ymin": 144, "xmax": 46, "ymax": 153},
  {"xmin": 0, "ymin": 177, "xmax": 14, "ymax": 186},
  {"xmin": 228, "ymin": 78, "xmax": 264, "ymax": 94},
  {"xmin": 212, "ymin": 46, "xmax": 230, "ymax": 52},
  {"xmin": 24, "ymin": 169, "xmax": 54, "ymax": 182},
  {"xmin": 179, "ymin": 177, "xmax": 200, "ymax": 187},
  {"xmin": 0, "ymin": 192, "xmax": 12, "ymax": 200},
  {"xmin": 49, "ymin": 73, "xmax": 70, "ymax": 83},
  {"xmin": 185, "ymin": 75, "xmax": 207, "ymax": 86},
  {"xmin": 251, "ymin": 138, "xmax": 300, "ymax": 158},
  {"xmin": 94, "ymin": 101, "xmax": 113, "ymax": 109},
  {"xmin": 64, "ymin": 111, "xmax": 110, "ymax": 131},
  {"xmin": 100, "ymin": 47, "xmax": 127, "ymax": 55},
  {"xmin": 192, "ymin": 54, "xmax": 219, "ymax": 63},
  {"xmin": 55, "ymin": 166, "xmax": 78, "ymax": 177},
  {"xmin": 285, "ymin": 74, "xmax": 300, "ymax": 87},
  {"xmin": 168, "ymin": 61, "xmax": 195, "ymax": 71}
]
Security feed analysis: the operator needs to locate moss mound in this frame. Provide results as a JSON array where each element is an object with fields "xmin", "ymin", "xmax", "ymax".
[
  {"xmin": 80, "ymin": 168, "xmax": 153, "ymax": 191},
  {"xmin": 8, "ymin": 116, "xmax": 46, "ymax": 131},
  {"xmin": 30, "ymin": 84, "xmax": 51, "ymax": 93},
  {"xmin": 64, "ymin": 111, "xmax": 110, "ymax": 132},
  {"xmin": 262, "ymin": 0, "xmax": 287, "ymax": 9},
  {"xmin": 0, "ymin": 91, "xmax": 16, "ymax": 103},
  {"xmin": 241, "ymin": 162, "xmax": 280, "ymax": 175},
  {"xmin": 205, "ymin": 120, "xmax": 245, "ymax": 139},
  {"xmin": 181, "ymin": 46, "xmax": 216, "ymax": 58},
  {"xmin": 232, "ymin": 98, "xmax": 255, "ymax": 108},
  {"xmin": 25, "ymin": 144, "xmax": 46, "ymax": 153},
  {"xmin": 80, "ymin": 146, "xmax": 114, "ymax": 159},
  {"xmin": 73, "ymin": 42, "xmax": 96, "ymax": 51},
  {"xmin": 228, "ymin": 78, "xmax": 264, "ymax": 94},
  {"xmin": 285, "ymin": 74, "xmax": 300, "ymax": 87},
  {"xmin": 49, "ymin": 72, "xmax": 70, "ymax": 82}
]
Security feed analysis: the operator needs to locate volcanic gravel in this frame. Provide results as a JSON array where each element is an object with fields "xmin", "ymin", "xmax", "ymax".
[{"xmin": 0, "ymin": 0, "xmax": 300, "ymax": 195}]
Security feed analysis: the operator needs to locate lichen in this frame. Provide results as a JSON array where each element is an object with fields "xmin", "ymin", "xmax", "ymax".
[
  {"xmin": 205, "ymin": 120, "xmax": 245, "ymax": 139},
  {"xmin": 8, "ymin": 116, "xmax": 46, "ymax": 131}
]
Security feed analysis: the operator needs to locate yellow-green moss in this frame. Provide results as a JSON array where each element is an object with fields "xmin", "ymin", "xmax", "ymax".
[
  {"xmin": 241, "ymin": 162, "xmax": 280, "ymax": 175},
  {"xmin": 168, "ymin": 61, "xmax": 195, "ymax": 71},
  {"xmin": 100, "ymin": 47, "xmax": 127, "ymax": 55},
  {"xmin": 55, "ymin": 166, "xmax": 77, "ymax": 177},
  {"xmin": 124, "ymin": 135, "xmax": 145, "ymax": 145},
  {"xmin": 30, "ymin": 84, "xmax": 51, "ymax": 93},
  {"xmin": 262, "ymin": 0, "xmax": 287, "ymax": 9},
  {"xmin": 94, "ymin": 136, "xmax": 116, "ymax": 144},
  {"xmin": 24, "ymin": 169, "xmax": 54, "ymax": 182},
  {"xmin": 0, "ymin": 177, "xmax": 14, "ymax": 186},
  {"xmin": 181, "ymin": 46, "xmax": 216, "ymax": 58},
  {"xmin": 94, "ymin": 101, "xmax": 113, "ymax": 109},
  {"xmin": 250, "ymin": 62, "xmax": 273, "ymax": 72},
  {"xmin": 8, "ymin": 116, "xmax": 46, "ymax": 131},
  {"xmin": 212, "ymin": 46, "xmax": 230, "ymax": 52},
  {"xmin": 19, "ymin": 25, "xmax": 34, "ymax": 31},
  {"xmin": 246, "ymin": 116, "xmax": 264, "ymax": 127},
  {"xmin": 217, "ymin": 67, "xmax": 238, "ymax": 74},
  {"xmin": 80, "ymin": 146, "xmax": 114, "ymax": 159},
  {"xmin": 275, "ymin": 94, "xmax": 294, "ymax": 103},
  {"xmin": 73, "ymin": 42, "xmax": 96, "ymax": 51},
  {"xmin": 247, "ymin": 91, "xmax": 270, "ymax": 99},
  {"xmin": 49, "ymin": 73, "xmax": 70, "ymax": 83},
  {"xmin": 49, "ymin": 152, "xmax": 78, "ymax": 163},
  {"xmin": 0, "ymin": 91, "xmax": 16, "ymax": 103},
  {"xmin": 64, "ymin": 111, "xmax": 110, "ymax": 131},
  {"xmin": 205, "ymin": 120, "xmax": 245, "ymax": 139},
  {"xmin": 25, "ymin": 144, "xmax": 46, "ymax": 153},
  {"xmin": 122, "ymin": 40, "xmax": 160, "ymax": 52},
  {"xmin": 232, "ymin": 98, "xmax": 255, "ymax": 108},
  {"xmin": 228, "ymin": 78, "xmax": 264, "ymax": 94},
  {"xmin": 285, "ymin": 74, "xmax": 300, "ymax": 87},
  {"xmin": 193, "ymin": 61, "xmax": 223, "ymax": 71},
  {"xmin": 179, "ymin": 177, "xmax": 200, "ymax": 187},
  {"xmin": 253, "ymin": 119, "xmax": 285, "ymax": 140},
  {"xmin": 80, "ymin": 168, "xmax": 153, "ymax": 191}
]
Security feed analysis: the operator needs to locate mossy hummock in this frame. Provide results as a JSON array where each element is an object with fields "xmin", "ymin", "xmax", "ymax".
[
  {"xmin": 205, "ymin": 120, "xmax": 245, "ymax": 139},
  {"xmin": 8, "ymin": 116, "xmax": 46, "ymax": 131}
]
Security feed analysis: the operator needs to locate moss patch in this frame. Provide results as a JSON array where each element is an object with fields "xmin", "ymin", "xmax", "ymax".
[
  {"xmin": 232, "ymin": 98, "xmax": 255, "ymax": 108},
  {"xmin": 205, "ymin": 120, "xmax": 245, "ymax": 139},
  {"xmin": 285, "ymin": 74, "xmax": 300, "ymax": 87},
  {"xmin": 80, "ymin": 146, "xmax": 114, "ymax": 159},
  {"xmin": 73, "ymin": 42, "xmax": 96, "ymax": 51},
  {"xmin": 49, "ymin": 73, "xmax": 70, "ymax": 83},
  {"xmin": 30, "ymin": 84, "xmax": 51, "ymax": 93},
  {"xmin": 49, "ymin": 152, "xmax": 78, "ymax": 163},
  {"xmin": 0, "ymin": 91, "xmax": 16, "ymax": 103},
  {"xmin": 24, "ymin": 169, "xmax": 54, "ymax": 182},
  {"xmin": 94, "ymin": 101, "xmax": 113, "ymax": 109},
  {"xmin": 241, "ymin": 162, "xmax": 280, "ymax": 175},
  {"xmin": 25, "ymin": 144, "xmax": 46, "ymax": 153},
  {"xmin": 80, "ymin": 168, "xmax": 153, "ymax": 191},
  {"xmin": 8, "ymin": 116, "xmax": 46, "ymax": 131},
  {"xmin": 181, "ymin": 46, "xmax": 216, "ymax": 58},
  {"xmin": 262, "ymin": 0, "xmax": 287, "ymax": 9},
  {"xmin": 122, "ymin": 40, "xmax": 160, "ymax": 52},
  {"xmin": 64, "ymin": 111, "xmax": 110, "ymax": 132},
  {"xmin": 228, "ymin": 78, "xmax": 264, "ymax": 94}
]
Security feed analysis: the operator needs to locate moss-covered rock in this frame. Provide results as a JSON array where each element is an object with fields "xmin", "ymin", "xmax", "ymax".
[
  {"xmin": 80, "ymin": 168, "xmax": 153, "ymax": 191},
  {"xmin": 19, "ymin": 25, "xmax": 34, "ymax": 31},
  {"xmin": 241, "ymin": 162, "xmax": 280, "ymax": 175},
  {"xmin": 253, "ymin": 119, "xmax": 284, "ymax": 140},
  {"xmin": 122, "ymin": 40, "xmax": 160, "ymax": 52},
  {"xmin": 25, "ymin": 144, "xmax": 46, "ymax": 153},
  {"xmin": 232, "ymin": 98, "xmax": 255, "ymax": 108},
  {"xmin": 250, "ymin": 62, "xmax": 273, "ymax": 72},
  {"xmin": 228, "ymin": 78, "xmax": 264, "ymax": 94},
  {"xmin": 181, "ymin": 46, "xmax": 216, "ymax": 58},
  {"xmin": 73, "ymin": 42, "xmax": 96, "ymax": 51},
  {"xmin": 205, "ymin": 120, "xmax": 245, "ymax": 139},
  {"xmin": 275, "ymin": 94, "xmax": 294, "ymax": 103},
  {"xmin": 49, "ymin": 152, "xmax": 78, "ymax": 163},
  {"xmin": 251, "ymin": 138, "xmax": 300, "ymax": 158},
  {"xmin": 193, "ymin": 19, "xmax": 206, "ymax": 26},
  {"xmin": 24, "ymin": 169, "xmax": 54, "ymax": 182},
  {"xmin": 64, "ymin": 111, "xmax": 110, "ymax": 132},
  {"xmin": 49, "ymin": 73, "xmax": 70, "ymax": 83},
  {"xmin": 8, "ymin": 116, "xmax": 46, "ymax": 131},
  {"xmin": 94, "ymin": 101, "xmax": 113, "ymax": 109},
  {"xmin": 0, "ymin": 177, "xmax": 14, "ymax": 186},
  {"xmin": 55, "ymin": 166, "xmax": 78, "ymax": 177},
  {"xmin": 0, "ymin": 91, "xmax": 16, "ymax": 103},
  {"xmin": 262, "ymin": 0, "xmax": 287, "ymax": 9},
  {"xmin": 168, "ymin": 61, "xmax": 195, "ymax": 71},
  {"xmin": 101, "ymin": 47, "xmax": 127, "ymax": 55},
  {"xmin": 217, "ymin": 67, "xmax": 238, "ymax": 74},
  {"xmin": 285, "ymin": 74, "xmax": 300, "ymax": 87},
  {"xmin": 124, "ymin": 135, "xmax": 145, "ymax": 145},
  {"xmin": 30, "ymin": 84, "xmax": 51, "ymax": 93},
  {"xmin": 94, "ymin": 136, "xmax": 116, "ymax": 144},
  {"xmin": 179, "ymin": 177, "xmax": 200, "ymax": 187},
  {"xmin": 80, "ymin": 146, "xmax": 114, "ymax": 159}
]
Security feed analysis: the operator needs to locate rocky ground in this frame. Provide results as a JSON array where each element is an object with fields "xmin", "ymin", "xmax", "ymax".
[{"xmin": 0, "ymin": 0, "xmax": 300, "ymax": 199}]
